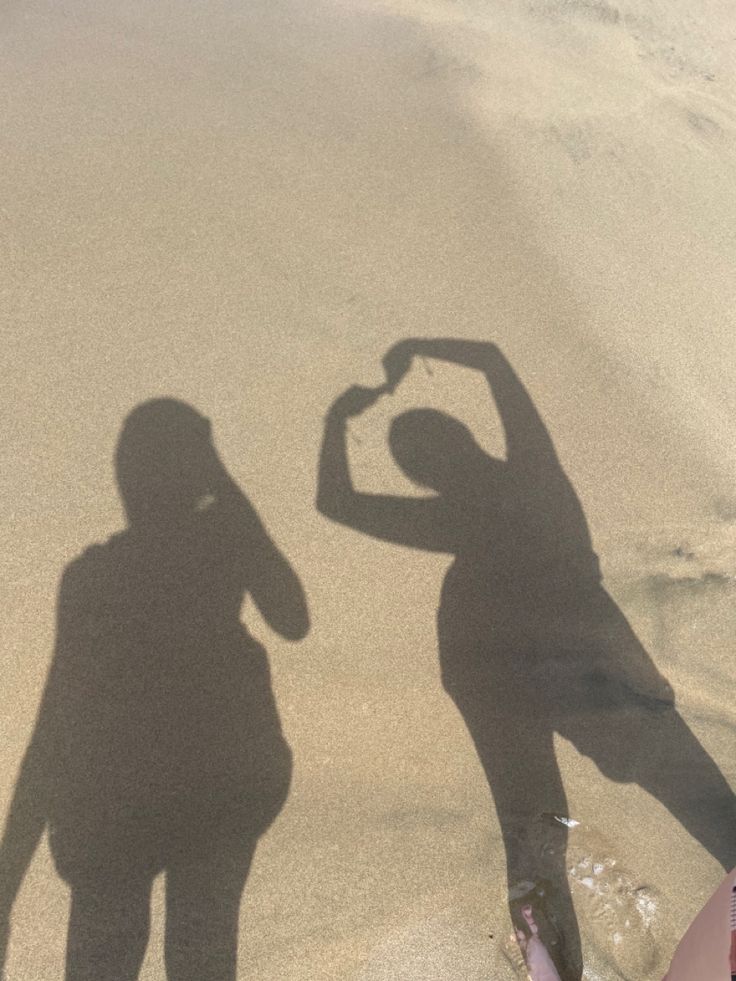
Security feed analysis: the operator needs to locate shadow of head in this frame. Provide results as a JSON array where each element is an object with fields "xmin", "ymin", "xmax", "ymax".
[
  {"xmin": 115, "ymin": 398, "xmax": 215, "ymax": 528},
  {"xmin": 389, "ymin": 408, "xmax": 501, "ymax": 494}
]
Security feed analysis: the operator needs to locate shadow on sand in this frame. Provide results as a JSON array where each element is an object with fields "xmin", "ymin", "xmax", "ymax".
[
  {"xmin": 0, "ymin": 399, "xmax": 309, "ymax": 980},
  {"xmin": 317, "ymin": 338, "xmax": 735, "ymax": 980}
]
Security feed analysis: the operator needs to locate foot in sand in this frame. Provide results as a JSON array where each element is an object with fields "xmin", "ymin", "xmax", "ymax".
[{"xmin": 516, "ymin": 904, "xmax": 563, "ymax": 981}]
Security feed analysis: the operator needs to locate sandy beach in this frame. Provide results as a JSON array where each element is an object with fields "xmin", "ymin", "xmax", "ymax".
[{"xmin": 2, "ymin": 0, "xmax": 735, "ymax": 977}]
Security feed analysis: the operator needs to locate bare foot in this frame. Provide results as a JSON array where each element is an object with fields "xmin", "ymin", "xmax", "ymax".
[{"xmin": 516, "ymin": 905, "xmax": 562, "ymax": 981}]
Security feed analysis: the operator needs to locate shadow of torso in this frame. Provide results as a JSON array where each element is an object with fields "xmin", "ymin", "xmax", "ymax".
[
  {"xmin": 42, "ymin": 507, "xmax": 291, "ymax": 884},
  {"xmin": 437, "ymin": 462, "xmax": 674, "ymax": 764}
]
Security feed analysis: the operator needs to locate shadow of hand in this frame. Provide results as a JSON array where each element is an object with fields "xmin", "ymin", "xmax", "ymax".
[{"xmin": 329, "ymin": 385, "xmax": 387, "ymax": 419}]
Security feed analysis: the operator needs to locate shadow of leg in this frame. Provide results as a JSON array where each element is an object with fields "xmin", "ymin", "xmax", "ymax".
[
  {"xmin": 65, "ymin": 876, "xmax": 153, "ymax": 981},
  {"xmin": 631, "ymin": 709, "xmax": 736, "ymax": 872},
  {"xmin": 477, "ymin": 727, "xmax": 583, "ymax": 981},
  {"xmin": 164, "ymin": 843, "xmax": 256, "ymax": 981}
]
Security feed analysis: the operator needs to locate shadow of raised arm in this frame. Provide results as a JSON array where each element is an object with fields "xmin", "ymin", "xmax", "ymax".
[
  {"xmin": 384, "ymin": 338, "xmax": 558, "ymax": 470},
  {"xmin": 316, "ymin": 383, "xmax": 454, "ymax": 553}
]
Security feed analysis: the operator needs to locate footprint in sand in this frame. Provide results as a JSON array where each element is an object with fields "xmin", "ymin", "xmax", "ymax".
[{"xmin": 567, "ymin": 824, "xmax": 661, "ymax": 978}]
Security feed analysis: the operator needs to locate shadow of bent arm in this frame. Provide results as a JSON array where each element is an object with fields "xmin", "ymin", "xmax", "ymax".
[
  {"xmin": 316, "ymin": 396, "xmax": 453, "ymax": 553},
  {"xmin": 217, "ymin": 467, "xmax": 310, "ymax": 642}
]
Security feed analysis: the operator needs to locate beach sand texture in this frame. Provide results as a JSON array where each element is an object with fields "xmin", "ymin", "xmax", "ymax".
[{"xmin": 2, "ymin": 0, "xmax": 735, "ymax": 977}]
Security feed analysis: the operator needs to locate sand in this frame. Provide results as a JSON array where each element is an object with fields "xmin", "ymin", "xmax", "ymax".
[{"xmin": 1, "ymin": 0, "xmax": 735, "ymax": 977}]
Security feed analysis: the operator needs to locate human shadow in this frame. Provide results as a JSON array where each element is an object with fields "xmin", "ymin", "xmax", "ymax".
[
  {"xmin": 316, "ymin": 339, "xmax": 735, "ymax": 980},
  {"xmin": 0, "ymin": 399, "xmax": 309, "ymax": 981}
]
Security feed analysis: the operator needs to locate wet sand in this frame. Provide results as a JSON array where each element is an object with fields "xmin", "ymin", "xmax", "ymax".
[{"xmin": 2, "ymin": 0, "xmax": 735, "ymax": 977}]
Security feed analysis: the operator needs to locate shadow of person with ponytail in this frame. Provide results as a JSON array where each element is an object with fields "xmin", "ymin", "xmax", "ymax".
[{"xmin": 0, "ymin": 398, "xmax": 308, "ymax": 981}]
